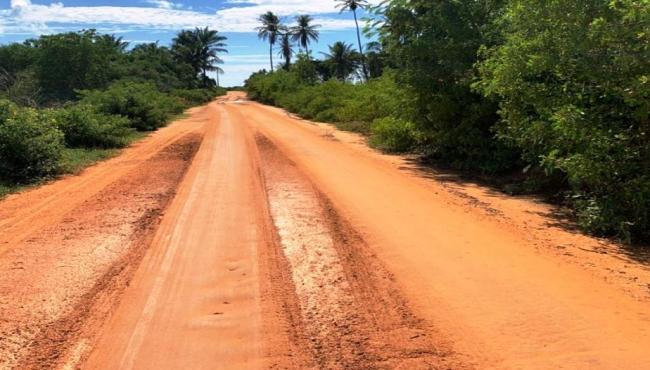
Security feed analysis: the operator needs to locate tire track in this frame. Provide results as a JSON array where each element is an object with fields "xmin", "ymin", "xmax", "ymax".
[
  {"xmin": 0, "ymin": 106, "xmax": 209, "ymax": 257},
  {"xmin": 255, "ymin": 133, "xmax": 466, "ymax": 369},
  {"xmin": 0, "ymin": 134, "xmax": 202, "ymax": 369}
]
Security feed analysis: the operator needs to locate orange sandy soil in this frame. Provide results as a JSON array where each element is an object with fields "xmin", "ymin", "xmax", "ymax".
[{"xmin": 1, "ymin": 93, "xmax": 649, "ymax": 369}]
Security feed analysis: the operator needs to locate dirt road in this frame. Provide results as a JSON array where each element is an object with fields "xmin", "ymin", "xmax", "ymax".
[{"xmin": 2, "ymin": 92, "xmax": 650, "ymax": 369}]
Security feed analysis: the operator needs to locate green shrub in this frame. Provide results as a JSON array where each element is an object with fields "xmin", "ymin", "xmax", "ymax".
[
  {"xmin": 171, "ymin": 87, "xmax": 226, "ymax": 106},
  {"xmin": 245, "ymin": 70, "xmax": 302, "ymax": 105},
  {"xmin": 55, "ymin": 105, "xmax": 134, "ymax": 148},
  {"xmin": 476, "ymin": 0, "xmax": 650, "ymax": 241},
  {"xmin": 31, "ymin": 30, "xmax": 123, "ymax": 101},
  {"xmin": 0, "ymin": 106, "xmax": 64, "ymax": 181},
  {"xmin": 375, "ymin": 0, "xmax": 515, "ymax": 173},
  {"xmin": 80, "ymin": 82, "xmax": 184, "ymax": 131},
  {"xmin": 298, "ymin": 82, "xmax": 352, "ymax": 121},
  {"xmin": 337, "ymin": 73, "xmax": 409, "ymax": 123},
  {"xmin": 0, "ymin": 69, "xmax": 42, "ymax": 107},
  {"xmin": 246, "ymin": 71, "xmax": 410, "ymax": 127},
  {"xmin": 370, "ymin": 117, "xmax": 418, "ymax": 153},
  {"xmin": 0, "ymin": 99, "xmax": 19, "ymax": 122}
]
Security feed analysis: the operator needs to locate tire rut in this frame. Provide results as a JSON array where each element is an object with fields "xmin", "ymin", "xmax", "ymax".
[
  {"xmin": 1, "ymin": 134, "xmax": 202, "ymax": 369},
  {"xmin": 256, "ymin": 133, "xmax": 468, "ymax": 369}
]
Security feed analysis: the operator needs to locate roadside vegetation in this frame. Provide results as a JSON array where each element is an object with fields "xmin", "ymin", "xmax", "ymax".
[
  {"xmin": 0, "ymin": 27, "xmax": 227, "ymax": 195},
  {"xmin": 245, "ymin": 0, "xmax": 649, "ymax": 243}
]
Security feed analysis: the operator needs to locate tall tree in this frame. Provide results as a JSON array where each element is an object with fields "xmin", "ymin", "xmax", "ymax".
[
  {"xmin": 172, "ymin": 30, "xmax": 197, "ymax": 67},
  {"xmin": 123, "ymin": 42, "xmax": 196, "ymax": 90},
  {"xmin": 290, "ymin": 15, "xmax": 321, "ymax": 57},
  {"xmin": 98, "ymin": 34, "xmax": 129, "ymax": 52},
  {"xmin": 172, "ymin": 29, "xmax": 202, "ymax": 83},
  {"xmin": 375, "ymin": 0, "xmax": 513, "ymax": 172},
  {"xmin": 278, "ymin": 32, "xmax": 295, "ymax": 70},
  {"xmin": 32, "ymin": 30, "xmax": 124, "ymax": 100},
  {"xmin": 335, "ymin": 0, "xmax": 369, "ymax": 81},
  {"xmin": 215, "ymin": 66, "xmax": 224, "ymax": 87},
  {"xmin": 195, "ymin": 27, "xmax": 228, "ymax": 86},
  {"xmin": 172, "ymin": 27, "xmax": 228, "ymax": 87},
  {"xmin": 257, "ymin": 12, "xmax": 281, "ymax": 72},
  {"xmin": 364, "ymin": 41, "xmax": 384, "ymax": 78},
  {"xmin": 321, "ymin": 41, "xmax": 359, "ymax": 81}
]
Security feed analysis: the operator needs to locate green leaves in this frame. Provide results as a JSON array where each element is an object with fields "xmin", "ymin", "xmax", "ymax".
[
  {"xmin": 290, "ymin": 15, "xmax": 321, "ymax": 56},
  {"xmin": 79, "ymin": 82, "xmax": 185, "ymax": 132},
  {"xmin": 476, "ymin": 0, "xmax": 650, "ymax": 241},
  {"xmin": 322, "ymin": 42, "xmax": 361, "ymax": 81},
  {"xmin": 54, "ymin": 104, "xmax": 134, "ymax": 149},
  {"xmin": 32, "ymin": 30, "xmax": 125, "ymax": 101},
  {"xmin": 172, "ymin": 27, "xmax": 228, "ymax": 88},
  {"xmin": 375, "ymin": 0, "xmax": 515, "ymax": 173},
  {"xmin": 0, "ymin": 103, "xmax": 64, "ymax": 181},
  {"xmin": 370, "ymin": 117, "xmax": 418, "ymax": 153}
]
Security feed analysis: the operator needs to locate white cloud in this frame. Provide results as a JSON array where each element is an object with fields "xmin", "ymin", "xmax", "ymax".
[
  {"xmin": 10, "ymin": 0, "xmax": 32, "ymax": 9},
  {"xmin": 0, "ymin": 0, "xmax": 377, "ymax": 35},
  {"xmin": 222, "ymin": 54, "xmax": 270, "ymax": 65},
  {"xmin": 144, "ymin": 0, "xmax": 184, "ymax": 10}
]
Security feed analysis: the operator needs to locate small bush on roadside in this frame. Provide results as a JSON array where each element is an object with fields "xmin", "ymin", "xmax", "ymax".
[
  {"xmin": 247, "ymin": 70, "xmax": 302, "ymax": 105},
  {"xmin": 80, "ymin": 82, "xmax": 185, "ymax": 131},
  {"xmin": 171, "ymin": 87, "xmax": 226, "ymax": 106},
  {"xmin": 0, "ymin": 105, "xmax": 64, "ymax": 181},
  {"xmin": 370, "ymin": 117, "xmax": 418, "ymax": 153},
  {"xmin": 337, "ymin": 73, "xmax": 409, "ymax": 124},
  {"xmin": 55, "ymin": 105, "xmax": 134, "ymax": 148},
  {"xmin": 298, "ymin": 82, "xmax": 353, "ymax": 121}
]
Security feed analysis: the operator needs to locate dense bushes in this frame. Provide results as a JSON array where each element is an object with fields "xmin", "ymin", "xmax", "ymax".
[
  {"xmin": 0, "ymin": 102, "xmax": 64, "ymax": 181},
  {"xmin": 79, "ymin": 82, "xmax": 185, "ymax": 131},
  {"xmin": 376, "ymin": 0, "xmax": 517, "ymax": 173},
  {"xmin": 475, "ymin": 0, "xmax": 650, "ymax": 241},
  {"xmin": 246, "ymin": 70, "xmax": 411, "ymax": 137},
  {"xmin": 55, "ymin": 105, "xmax": 134, "ymax": 148},
  {"xmin": 31, "ymin": 30, "xmax": 124, "ymax": 101},
  {"xmin": 370, "ymin": 117, "xmax": 418, "ymax": 153},
  {"xmin": 171, "ymin": 87, "xmax": 226, "ymax": 106},
  {"xmin": 0, "ymin": 83, "xmax": 221, "ymax": 185}
]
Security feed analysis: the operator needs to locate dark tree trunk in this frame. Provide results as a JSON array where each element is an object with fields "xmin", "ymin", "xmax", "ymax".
[
  {"xmin": 269, "ymin": 41, "xmax": 274, "ymax": 72},
  {"xmin": 353, "ymin": 9, "xmax": 369, "ymax": 81}
]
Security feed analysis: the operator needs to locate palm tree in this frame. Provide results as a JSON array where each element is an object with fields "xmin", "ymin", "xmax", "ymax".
[
  {"xmin": 99, "ymin": 34, "xmax": 129, "ymax": 52},
  {"xmin": 278, "ymin": 32, "xmax": 295, "ymax": 70},
  {"xmin": 257, "ymin": 12, "xmax": 281, "ymax": 72},
  {"xmin": 321, "ymin": 41, "xmax": 359, "ymax": 81},
  {"xmin": 195, "ymin": 27, "xmax": 227, "ymax": 85},
  {"xmin": 335, "ymin": 0, "xmax": 369, "ymax": 81},
  {"xmin": 131, "ymin": 41, "xmax": 160, "ymax": 56},
  {"xmin": 290, "ymin": 15, "xmax": 320, "ymax": 58},
  {"xmin": 215, "ymin": 66, "xmax": 224, "ymax": 87},
  {"xmin": 172, "ymin": 27, "xmax": 228, "ymax": 87},
  {"xmin": 365, "ymin": 41, "xmax": 384, "ymax": 78},
  {"xmin": 172, "ymin": 29, "xmax": 198, "ymax": 68}
]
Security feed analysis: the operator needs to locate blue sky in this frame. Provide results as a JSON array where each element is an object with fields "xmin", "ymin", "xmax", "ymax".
[{"xmin": 0, "ymin": 0, "xmax": 378, "ymax": 86}]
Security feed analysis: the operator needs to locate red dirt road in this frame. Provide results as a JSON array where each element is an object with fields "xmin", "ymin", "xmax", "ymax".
[{"xmin": 2, "ymin": 92, "xmax": 650, "ymax": 369}]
